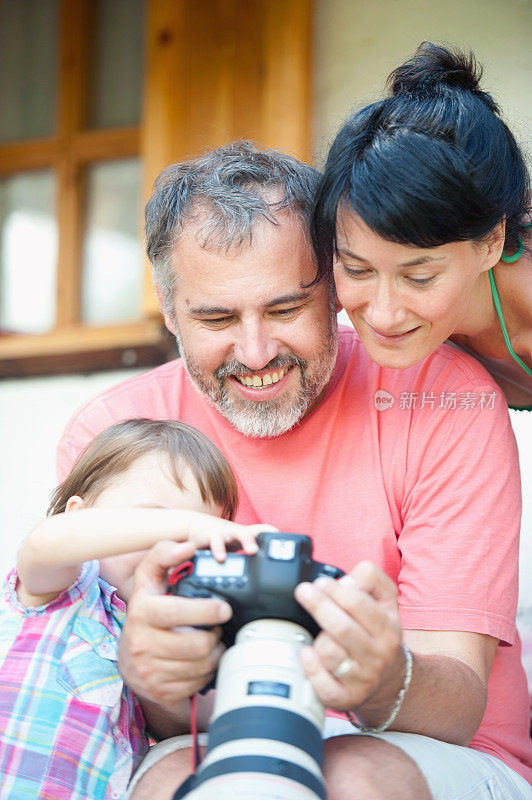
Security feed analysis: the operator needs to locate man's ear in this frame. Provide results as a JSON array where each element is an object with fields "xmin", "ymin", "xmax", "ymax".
[
  {"xmin": 163, "ymin": 312, "xmax": 176, "ymax": 336},
  {"xmin": 481, "ymin": 220, "xmax": 506, "ymax": 271},
  {"xmin": 154, "ymin": 285, "xmax": 173, "ymax": 332},
  {"xmin": 65, "ymin": 496, "xmax": 84, "ymax": 513},
  {"xmin": 155, "ymin": 285, "xmax": 177, "ymax": 335}
]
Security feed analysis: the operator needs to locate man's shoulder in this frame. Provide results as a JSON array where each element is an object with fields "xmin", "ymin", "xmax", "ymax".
[
  {"xmin": 337, "ymin": 324, "xmax": 503, "ymax": 393},
  {"xmin": 416, "ymin": 340, "xmax": 504, "ymax": 392},
  {"xmin": 64, "ymin": 359, "xmax": 187, "ymax": 432}
]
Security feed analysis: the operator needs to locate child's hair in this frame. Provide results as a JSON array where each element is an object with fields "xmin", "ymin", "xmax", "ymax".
[{"xmin": 48, "ymin": 419, "xmax": 238, "ymax": 520}]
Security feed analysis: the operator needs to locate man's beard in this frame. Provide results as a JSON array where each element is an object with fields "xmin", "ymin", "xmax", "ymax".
[{"xmin": 173, "ymin": 324, "xmax": 338, "ymax": 439}]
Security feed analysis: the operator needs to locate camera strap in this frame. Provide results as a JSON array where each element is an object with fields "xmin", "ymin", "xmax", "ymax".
[{"xmin": 190, "ymin": 694, "xmax": 203, "ymax": 772}]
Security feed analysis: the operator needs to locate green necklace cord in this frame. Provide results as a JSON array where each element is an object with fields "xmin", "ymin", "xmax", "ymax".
[
  {"xmin": 488, "ymin": 268, "xmax": 532, "ymax": 377},
  {"xmin": 500, "ymin": 222, "xmax": 531, "ymax": 263},
  {"xmin": 500, "ymin": 235, "xmax": 524, "ymax": 263}
]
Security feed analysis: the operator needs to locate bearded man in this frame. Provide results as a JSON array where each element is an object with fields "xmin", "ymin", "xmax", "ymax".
[{"xmin": 57, "ymin": 142, "xmax": 532, "ymax": 800}]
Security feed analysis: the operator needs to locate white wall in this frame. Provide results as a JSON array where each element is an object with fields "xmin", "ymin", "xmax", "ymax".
[
  {"xmin": 0, "ymin": 368, "xmax": 144, "ymax": 573},
  {"xmin": 313, "ymin": 0, "xmax": 531, "ymax": 164}
]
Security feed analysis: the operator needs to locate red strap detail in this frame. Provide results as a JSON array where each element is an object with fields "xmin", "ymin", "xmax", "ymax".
[{"xmin": 167, "ymin": 560, "xmax": 194, "ymax": 587}]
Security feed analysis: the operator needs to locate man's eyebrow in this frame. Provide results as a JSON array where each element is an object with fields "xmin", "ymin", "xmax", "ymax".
[
  {"xmin": 265, "ymin": 291, "xmax": 311, "ymax": 307},
  {"xmin": 187, "ymin": 305, "xmax": 235, "ymax": 316},
  {"xmin": 337, "ymin": 247, "xmax": 446, "ymax": 268},
  {"xmin": 188, "ymin": 291, "xmax": 311, "ymax": 316}
]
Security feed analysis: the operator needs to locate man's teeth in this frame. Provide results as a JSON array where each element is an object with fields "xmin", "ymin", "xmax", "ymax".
[{"xmin": 235, "ymin": 367, "xmax": 290, "ymax": 388}]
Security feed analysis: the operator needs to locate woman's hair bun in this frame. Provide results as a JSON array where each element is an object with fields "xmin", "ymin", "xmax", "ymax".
[{"xmin": 387, "ymin": 42, "xmax": 499, "ymax": 113}]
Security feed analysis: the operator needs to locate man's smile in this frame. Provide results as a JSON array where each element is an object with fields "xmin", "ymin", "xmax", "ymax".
[
  {"xmin": 228, "ymin": 365, "xmax": 296, "ymax": 398},
  {"xmin": 232, "ymin": 365, "xmax": 293, "ymax": 388}
]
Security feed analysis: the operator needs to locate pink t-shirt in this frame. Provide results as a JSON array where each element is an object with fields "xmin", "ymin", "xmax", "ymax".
[{"xmin": 57, "ymin": 327, "xmax": 532, "ymax": 783}]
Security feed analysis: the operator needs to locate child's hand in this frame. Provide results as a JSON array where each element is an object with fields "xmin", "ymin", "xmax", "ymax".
[{"xmin": 185, "ymin": 512, "xmax": 277, "ymax": 562}]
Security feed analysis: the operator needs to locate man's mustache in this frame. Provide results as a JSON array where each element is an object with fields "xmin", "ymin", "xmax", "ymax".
[{"xmin": 214, "ymin": 354, "xmax": 306, "ymax": 381}]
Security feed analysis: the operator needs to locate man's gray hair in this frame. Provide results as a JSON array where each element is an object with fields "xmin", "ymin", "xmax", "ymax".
[{"xmin": 145, "ymin": 140, "xmax": 322, "ymax": 316}]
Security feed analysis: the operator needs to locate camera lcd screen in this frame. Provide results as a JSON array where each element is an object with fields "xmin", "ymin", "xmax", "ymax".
[{"xmin": 195, "ymin": 555, "xmax": 245, "ymax": 578}]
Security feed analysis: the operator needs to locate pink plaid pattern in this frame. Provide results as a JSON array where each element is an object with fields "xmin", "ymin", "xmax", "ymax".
[{"xmin": 0, "ymin": 562, "xmax": 148, "ymax": 799}]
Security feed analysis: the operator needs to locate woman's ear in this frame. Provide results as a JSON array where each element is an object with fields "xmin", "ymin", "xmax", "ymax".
[
  {"xmin": 482, "ymin": 220, "xmax": 506, "ymax": 270},
  {"xmin": 65, "ymin": 496, "xmax": 84, "ymax": 513}
]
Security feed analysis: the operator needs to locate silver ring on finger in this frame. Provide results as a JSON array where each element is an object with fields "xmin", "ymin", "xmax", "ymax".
[{"xmin": 333, "ymin": 657, "xmax": 353, "ymax": 680}]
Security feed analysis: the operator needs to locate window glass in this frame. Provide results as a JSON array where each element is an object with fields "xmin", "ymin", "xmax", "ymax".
[
  {"xmin": 0, "ymin": 0, "xmax": 58, "ymax": 142},
  {"xmin": 87, "ymin": 0, "xmax": 145, "ymax": 129},
  {"xmin": 0, "ymin": 170, "xmax": 58, "ymax": 334},
  {"xmin": 81, "ymin": 158, "xmax": 143, "ymax": 325}
]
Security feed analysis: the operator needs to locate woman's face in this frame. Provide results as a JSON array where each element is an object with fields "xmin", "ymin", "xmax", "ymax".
[{"xmin": 334, "ymin": 209, "xmax": 499, "ymax": 369}]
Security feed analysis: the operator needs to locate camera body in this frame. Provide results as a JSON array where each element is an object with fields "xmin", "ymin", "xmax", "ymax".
[{"xmin": 167, "ymin": 531, "xmax": 344, "ymax": 647}]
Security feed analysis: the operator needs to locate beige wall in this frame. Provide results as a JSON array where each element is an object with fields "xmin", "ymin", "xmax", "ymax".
[{"xmin": 313, "ymin": 0, "xmax": 531, "ymax": 164}]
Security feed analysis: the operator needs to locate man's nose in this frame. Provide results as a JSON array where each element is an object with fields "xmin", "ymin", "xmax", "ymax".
[
  {"xmin": 233, "ymin": 320, "xmax": 279, "ymax": 371},
  {"xmin": 365, "ymin": 280, "xmax": 407, "ymax": 330}
]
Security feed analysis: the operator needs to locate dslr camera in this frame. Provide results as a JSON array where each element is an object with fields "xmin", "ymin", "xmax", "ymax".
[{"xmin": 167, "ymin": 531, "xmax": 344, "ymax": 800}]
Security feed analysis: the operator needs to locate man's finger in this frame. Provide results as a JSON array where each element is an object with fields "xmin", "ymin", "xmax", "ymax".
[
  {"xmin": 313, "ymin": 575, "xmax": 398, "ymax": 638},
  {"xmin": 140, "ymin": 593, "xmax": 232, "ymax": 629},
  {"xmin": 145, "ymin": 647, "xmax": 225, "ymax": 682},
  {"xmin": 123, "ymin": 621, "xmax": 223, "ymax": 661},
  {"xmin": 349, "ymin": 561, "xmax": 398, "ymax": 606},
  {"xmin": 299, "ymin": 647, "xmax": 352, "ymax": 710},
  {"xmin": 295, "ymin": 581, "xmax": 371, "ymax": 653},
  {"xmin": 133, "ymin": 540, "xmax": 198, "ymax": 593}
]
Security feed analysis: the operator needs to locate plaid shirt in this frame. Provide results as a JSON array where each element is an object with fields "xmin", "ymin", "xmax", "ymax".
[{"xmin": 0, "ymin": 561, "xmax": 148, "ymax": 799}]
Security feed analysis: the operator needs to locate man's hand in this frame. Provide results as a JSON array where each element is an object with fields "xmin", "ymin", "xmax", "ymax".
[
  {"xmin": 119, "ymin": 540, "xmax": 232, "ymax": 722},
  {"xmin": 294, "ymin": 561, "xmax": 404, "ymax": 715}
]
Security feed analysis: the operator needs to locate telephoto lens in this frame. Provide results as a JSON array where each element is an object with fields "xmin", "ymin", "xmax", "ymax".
[{"xmin": 173, "ymin": 618, "xmax": 326, "ymax": 799}]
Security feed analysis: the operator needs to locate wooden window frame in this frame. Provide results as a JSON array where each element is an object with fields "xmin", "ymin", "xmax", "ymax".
[
  {"xmin": 0, "ymin": 0, "xmax": 313, "ymax": 378},
  {"xmin": 0, "ymin": 0, "xmax": 173, "ymax": 378}
]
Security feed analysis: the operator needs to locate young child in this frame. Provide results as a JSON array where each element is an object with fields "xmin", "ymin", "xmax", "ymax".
[{"xmin": 0, "ymin": 418, "xmax": 267, "ymax": 800}]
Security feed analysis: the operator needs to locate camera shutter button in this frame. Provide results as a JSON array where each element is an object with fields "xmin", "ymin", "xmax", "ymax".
[{"xmin": 320, "ymin": 565, "xmax": 340, "ymax": 577}]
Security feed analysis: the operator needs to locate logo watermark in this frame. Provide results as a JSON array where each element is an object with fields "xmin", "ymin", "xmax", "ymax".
[
  {"xmin": 374, "ymin": 390, "xmax": 395, "ymax": 411},
  {"xmin": 374, "ymin": 390, "xmax": 497, "ymax": 411}
]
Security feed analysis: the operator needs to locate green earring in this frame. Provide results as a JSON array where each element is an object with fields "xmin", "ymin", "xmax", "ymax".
[{"xmin": 500, "ymin": 235, "xmax": 524, "ymax": 263}]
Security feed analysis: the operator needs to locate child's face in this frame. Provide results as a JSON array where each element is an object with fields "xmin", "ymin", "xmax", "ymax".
[{"xmin": 90, "ymin": 452, "xmax": 220, "ymax": 601}]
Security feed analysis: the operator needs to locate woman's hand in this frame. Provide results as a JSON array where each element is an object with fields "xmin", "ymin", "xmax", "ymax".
[{"xmin": 294, "ymin": 560, "xmax": 404, "ymax": 714}]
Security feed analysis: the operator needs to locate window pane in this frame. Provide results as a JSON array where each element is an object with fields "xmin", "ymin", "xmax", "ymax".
[
  {"xmin": 0, "ymin": 0, "xmax": 58, "ymax": 142},
  {"xmin": 81, "ymin": 158, "xmax": 143, "ymax": 325},
  {"xmin": 0, "ymin": 171, "xmax": 58, "ymax": 334},
  {"xmin": 88, "ymin": 0, "xmax": 145, "ymax": 129}
]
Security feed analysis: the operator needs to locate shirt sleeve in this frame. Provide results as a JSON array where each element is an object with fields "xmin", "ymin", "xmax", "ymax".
[
  {"xmin": 5, "ymin": 561, "xmax": 100, "ymax": 614},
  {"xmin": 397, "ymin": 384, "xmax": 521, "ymax": 645}
]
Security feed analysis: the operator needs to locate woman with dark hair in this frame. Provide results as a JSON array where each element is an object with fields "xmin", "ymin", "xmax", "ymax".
[{"xmin": 312, "ymin": 42, "xmax": 531, "ymax": 408}]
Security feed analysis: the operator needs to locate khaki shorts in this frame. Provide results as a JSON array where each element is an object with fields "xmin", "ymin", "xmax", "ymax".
[{"xmin": 126, "ymin": 721, "xmax": 532, "ymax": 800}]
